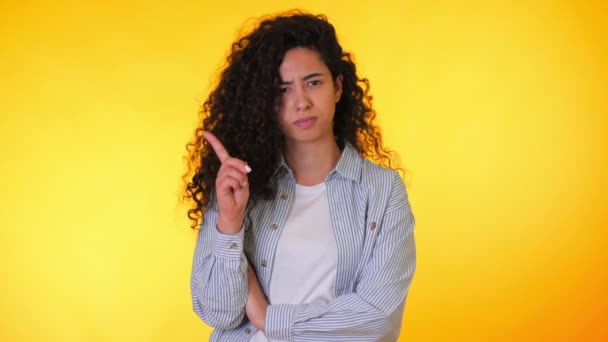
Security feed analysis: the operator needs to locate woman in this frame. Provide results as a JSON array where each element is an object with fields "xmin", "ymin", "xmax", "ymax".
[{"xmin": 185, "ymin": 11, "xmax": 416, "ymax": 342}]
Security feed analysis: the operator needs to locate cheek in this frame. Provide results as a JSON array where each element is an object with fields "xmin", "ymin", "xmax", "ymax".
[
  {"xmin": 273, "ymin": 97, "xmax": 284, "ymax": 120},
  {"xmin": 276, "ymin": 108, "xmax": 290, "ymax": 133},
  {"xmin": 323, "ymin": 97, "xmax": 337, "ymax": 115},
  {"xmin": 274, "ymin": 95, "xmax": 290, "ymax": 115}
]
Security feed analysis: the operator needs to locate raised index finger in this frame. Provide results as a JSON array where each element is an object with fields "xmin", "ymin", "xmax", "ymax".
[{"xmin": 203, "ymin": 132, "xmax": 230, "ymax": 163}]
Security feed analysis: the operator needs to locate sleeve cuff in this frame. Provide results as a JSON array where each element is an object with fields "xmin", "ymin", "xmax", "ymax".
[
  {"xmin": 212, "ymin": 225, "xmax": 244, "ymax": 259},
  {"xmin": 265, "ymin": 304, "xmax": 294, "ymax": 341}
]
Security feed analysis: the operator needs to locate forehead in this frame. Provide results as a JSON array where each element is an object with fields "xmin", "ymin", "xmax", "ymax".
[{"xmin": 278, "ymin": 47, "xmax": 330, "ymax": 78}]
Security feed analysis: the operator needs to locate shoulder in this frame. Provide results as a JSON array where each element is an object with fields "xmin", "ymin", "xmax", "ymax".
[
  {"xmin": 335, "ymin": 143, "xmax": 410, "ymax": 211},
  {"xmin": 360, "ymin": 158, "xmax": 402, "ymax": 191},
  {"xmin": 360, "ymin": 159, "xmax": 409, "ymax": 211}
]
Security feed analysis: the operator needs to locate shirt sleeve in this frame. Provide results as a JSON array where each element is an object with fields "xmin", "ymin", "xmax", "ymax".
[
  {"xmin": 190, "ymin": 203, "xmax": 249, "ymax": 329},
  {"xmin": 264, "ymin": 174, "xmax": 416, "ymax": 341}
]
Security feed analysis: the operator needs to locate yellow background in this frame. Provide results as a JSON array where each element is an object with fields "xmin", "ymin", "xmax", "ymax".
[{"xmin": 1, "ymin": 0, "xmax": 606, "ymax": 341}]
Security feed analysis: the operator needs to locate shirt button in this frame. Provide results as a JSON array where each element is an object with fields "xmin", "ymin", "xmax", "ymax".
[
  {"xmin": 261, "ymin": 260, "xmax": 268, "ymax": 267},
  {"xmin": 245, "ymin": 328, "xmax": 251, "ymax": 334},
  {"xmin": 229, "ymin": 243, "xmax": 237, "ymax": 249},
  {"xmin": 370, "ymin": 221, "xmax": 376, "ymax": 230},
  {"xmin": 280, "ymin": 193, "xmax": 288, "ymax": 200},
  {"xmin": 271, "ymin": 224, "xmax": 278, "ymax": 230}
]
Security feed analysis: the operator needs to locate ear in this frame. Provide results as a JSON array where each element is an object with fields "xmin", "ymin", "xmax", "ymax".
[{"xmin": 334, "ymin": 74, "xmax": 343, "ymax": 102}]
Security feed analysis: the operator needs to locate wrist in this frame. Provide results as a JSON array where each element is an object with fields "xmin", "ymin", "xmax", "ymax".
[
  {"xmin": 217, "ymin": 214, "xmax": 243, "ymax": 234},
  {"xmin": 254, "ymin": 302, "xmax": 268, "ymax": 331},
  {"xmin": 264, "ymin": 304, "xmax": 293, "ymax": 340}
]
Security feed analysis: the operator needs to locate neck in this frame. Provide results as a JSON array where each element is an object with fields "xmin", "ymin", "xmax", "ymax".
[{"xmin": 283, "ymin": 139, "xmax": 341, "ymax": 186}]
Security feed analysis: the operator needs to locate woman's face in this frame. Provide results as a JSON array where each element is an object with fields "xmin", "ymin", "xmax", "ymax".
[{"xmin": 276, "ymin": 47, "xmax": 342, "ymax": 148}]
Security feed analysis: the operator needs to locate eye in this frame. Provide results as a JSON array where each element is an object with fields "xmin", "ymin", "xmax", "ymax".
[
  {"xmin": 308, "ymin": 80, "xmax": 321, "ymax": 87},
  {"xmin": 279, "ymin": 87, "xmax": 290, "ymax": 93}
]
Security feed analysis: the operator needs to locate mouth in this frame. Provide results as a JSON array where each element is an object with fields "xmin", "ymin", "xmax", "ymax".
[{"xmin": 294, "ymin": 116, "xmax": 317, "ymax": 128}]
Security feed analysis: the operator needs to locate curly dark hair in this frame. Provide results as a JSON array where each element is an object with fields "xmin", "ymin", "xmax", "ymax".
[{"xmin": 183, "ymin": 10, "xmax": 402, "ymax": 229}]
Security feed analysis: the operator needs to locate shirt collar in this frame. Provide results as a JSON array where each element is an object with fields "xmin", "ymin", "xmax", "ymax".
[{"xmin": 276, "ymin": 142, "xmax": 363, "ymax": 182}]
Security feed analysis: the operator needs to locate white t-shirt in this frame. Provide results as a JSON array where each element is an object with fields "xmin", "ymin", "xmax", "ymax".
[{"xmin": 251, "ymin": 182, "xmax": 337, "ymax": 342}]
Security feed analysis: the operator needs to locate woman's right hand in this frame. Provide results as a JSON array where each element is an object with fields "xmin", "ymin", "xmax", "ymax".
[{"xmin": 203, "ymin": 132, "xmax": 251, "ymax": 235}]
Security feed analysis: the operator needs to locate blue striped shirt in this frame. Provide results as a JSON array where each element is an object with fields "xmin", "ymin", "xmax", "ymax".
[{"xmin": 191, "ymin": 143, "xmax": 416, "ymax": 341}]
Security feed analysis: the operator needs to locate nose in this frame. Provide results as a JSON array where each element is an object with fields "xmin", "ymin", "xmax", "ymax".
[{"xmin": 294, "ymin": 87, "xmax": 312, "ymax": 112}]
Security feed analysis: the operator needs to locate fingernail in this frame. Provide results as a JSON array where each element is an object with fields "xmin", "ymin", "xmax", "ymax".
[{"xmin": 244, "ymin": 165, "xmax": 252, "ymax": 173}]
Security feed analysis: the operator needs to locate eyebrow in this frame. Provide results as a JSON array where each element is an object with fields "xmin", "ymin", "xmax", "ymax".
[{"xmin": 279, "ymin": 72, "xmax": 325, "ymax": 85}]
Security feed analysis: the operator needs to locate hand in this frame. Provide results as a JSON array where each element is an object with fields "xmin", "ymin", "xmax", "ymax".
[
  {"xmin": 203, "ymin": 131, "xmax": 252, "ymax": 234},
  {"xmin": 246, "ymin": 263, "xmax": 268, "ymax": 331}
]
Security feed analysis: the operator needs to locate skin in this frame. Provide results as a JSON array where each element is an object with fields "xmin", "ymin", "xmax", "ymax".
[
  {"xmin": 202, "ymin": 131, "xmax": 251, "ymax": 235},
  {"xmin": 203, "ymin": 46, "xmax": 344, "ymax": 331},
  {"xmin": 277, "ymin": 47, "xmax": 343, "ymax": 186}
]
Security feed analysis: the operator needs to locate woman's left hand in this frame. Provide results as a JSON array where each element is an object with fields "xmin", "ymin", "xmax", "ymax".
[{"xmin": 246, "ymin": 263, "xmax": 268, "ymax": 331}]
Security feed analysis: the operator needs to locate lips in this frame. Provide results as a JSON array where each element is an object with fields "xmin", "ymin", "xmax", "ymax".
[{"xmin": 294, "ymin": 117, "xmax": 317, "ymax": 128}]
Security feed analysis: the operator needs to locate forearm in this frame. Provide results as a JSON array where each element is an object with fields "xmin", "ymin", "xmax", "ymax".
[
  {"xmin": 266, "ymin": 195, "xmax": 416, "ymax": 341},
  {"xmin": 191, "ymin": 210, "xmax": 249, "ymax": 329},
  {"xmin": 265, "ymin": 292, "xmax": 408, "ymax": 341}
]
